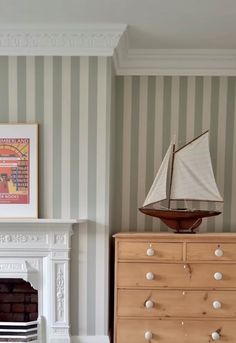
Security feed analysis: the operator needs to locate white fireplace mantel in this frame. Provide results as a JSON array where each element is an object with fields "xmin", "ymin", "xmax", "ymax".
[
  {"xmin": 0, "ymin": 218, "xmax": 85, "ymax": 343},
  {"xmin": 0, "ymin": 218, "xmax": 84, "ymax": 224}
]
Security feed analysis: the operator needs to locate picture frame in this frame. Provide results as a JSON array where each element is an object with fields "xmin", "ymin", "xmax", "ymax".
[{"xmin": 0, "ymin": 124, "xmax": 38, "ymax": 218}]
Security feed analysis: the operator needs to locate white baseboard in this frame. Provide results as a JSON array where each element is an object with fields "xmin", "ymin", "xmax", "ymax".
[{"xmin": 71, "ymin": 336, "xmax": 110, "ymax": 343}]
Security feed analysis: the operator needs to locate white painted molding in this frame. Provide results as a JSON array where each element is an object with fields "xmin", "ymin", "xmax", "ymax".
[
  {"xmin": 71, "ymin": 336, "xmax": 110, "ymax": 343},
  {"xmin": 2, "ymin": 23, "xmax": 235, "ymax": 75},
  {"xmin": 0, "ymin": 221, "xmax": 75, "ymax": 343},
  {"xmin": 0, "ymin": 24, "xmax": 127, "ymax": 56},
  {"xmin": 114, "ymin": 36, "xmax": 236, "ymax": 75}
]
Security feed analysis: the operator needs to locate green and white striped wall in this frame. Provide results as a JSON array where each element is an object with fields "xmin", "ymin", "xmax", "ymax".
[
  {"xmin": 1, "ymin": 57, "xmax": 236, "ymax": 341},
  {"xmin": 0, "ymin": 56, "xmax": 113, "ymax": 339},
  {"xmin": 114, "ymin": 76, "xmax": 236, "ymax": 233}
]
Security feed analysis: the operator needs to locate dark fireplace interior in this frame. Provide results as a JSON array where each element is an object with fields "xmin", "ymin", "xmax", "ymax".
[{"xmin": 0, "ymin": 279, "xmax": 38, "ymax": 322}]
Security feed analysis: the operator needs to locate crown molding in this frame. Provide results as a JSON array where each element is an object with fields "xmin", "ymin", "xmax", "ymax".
[
  {"xmin": 1, "ymin": 24, "xmax": 236, "ymax": 75},
  {"xmin": 114, "ymin": 36, "xmax": 236, "ymax": 75},
  {"xmin": 0, "ymin": 24, "xmax": 127, "ymax": 56}
]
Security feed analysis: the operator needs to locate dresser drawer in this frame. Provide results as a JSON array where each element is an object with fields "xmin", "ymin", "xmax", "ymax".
[
  {"xmin": 117, "ymin": 289, "xmax": 236, "ymax": 317},
  {"xmin": 116, "ymin": 319, "xmax": 236, "ymax": 343},
  {"xmin": 187, "ymin": 243, "xmax": 236, "ymax": 261},
  {"xmin": 117, "ymin": 241, "xmax": 183, "ymax": 261},
  {"xmin": 117, "ymin": 262, "xmax": 236, "ymax": 288}
]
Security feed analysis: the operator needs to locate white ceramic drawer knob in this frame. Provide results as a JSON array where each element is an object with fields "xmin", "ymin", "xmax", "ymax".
[
  {"xmin": 214, "ymin": 272, "xmax": 223, "ymax": 281},
  {"xmin": 213, "ymin": 301, "xmax": 222, "ymax": 309},
  {"xmin": 147, "ymin": 248, "xmax": 155, "ymax": 256},
  {"xmin": 212, "ymin": 331, "xmax": 220, "ymax": 340},
  {"xmin": 215, "ymin": 248, "xmax": 223, "ymax": 257},
  {"xmin": 146, "ymin": 272, "xmax": 154, "ymax": 280},
  {"xmin": 144, "ymin": 331, "xmax": 153, "ymax": 340},
  {"xmin": 145, "ymin": 300, "xmax": 154, "ymax": 309}
]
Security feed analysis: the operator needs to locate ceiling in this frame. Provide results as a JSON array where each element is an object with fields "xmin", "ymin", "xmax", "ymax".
[{"xmin": 1, "ymin": 0, "xmax": 236, "ymax": 49}]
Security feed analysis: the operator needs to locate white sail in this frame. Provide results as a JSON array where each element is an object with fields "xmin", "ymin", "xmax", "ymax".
[
  {"xmin": 170, "ymin": 132, "xmax": 223, "ymax": 202},
  {"xmin": 143, "ymin": 143, "xmax": 173, "ymax": 207}
]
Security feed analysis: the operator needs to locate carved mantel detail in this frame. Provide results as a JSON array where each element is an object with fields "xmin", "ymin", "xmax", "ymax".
[
  {"xmin": 56, "ymin": 267, "xmax": 65, "ymax": 321},
  {"xmin": 0, "ymin": 233, "xmax": 46, "ymax": 244},
  {"xmin": 55, "ymin": 233, "xmax": 66, "ymax": 244},
  {"xmin": 0, "ymin": 262, "xmax": 26, "ymax": 272}
]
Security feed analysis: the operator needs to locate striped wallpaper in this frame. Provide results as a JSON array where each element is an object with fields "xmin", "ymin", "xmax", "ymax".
[
  {"xmin": 0, "ymin": 56, "xmax": 113, "ymax": 337},
  {"xmin": 114, "ymin": 76, "xmax": 236, "ymax": 233},
  {"xmin": 2, "ymin": 57, "xmax": 236, "ymax": 340}
]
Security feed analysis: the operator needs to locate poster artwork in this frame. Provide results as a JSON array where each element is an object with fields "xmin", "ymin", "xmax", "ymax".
[{"xmin": 0, "ymin": 138, "xmax": 30, "ymax": 204}]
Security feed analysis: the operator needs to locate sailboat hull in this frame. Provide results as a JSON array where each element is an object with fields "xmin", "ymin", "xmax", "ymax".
[{"xmin": 139, "ymin": 208, "xmax": 221, "ymax": 233}]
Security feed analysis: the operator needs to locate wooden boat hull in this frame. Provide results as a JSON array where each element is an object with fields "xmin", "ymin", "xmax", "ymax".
[{"xmin": 139, "ymin": 208, "xmax": 221, "ymax": 233}]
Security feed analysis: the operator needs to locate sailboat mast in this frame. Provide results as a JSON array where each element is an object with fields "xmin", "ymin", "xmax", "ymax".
[{"xmin": 167, "ymin": 143, "xmax": 175, "ymax": 209}]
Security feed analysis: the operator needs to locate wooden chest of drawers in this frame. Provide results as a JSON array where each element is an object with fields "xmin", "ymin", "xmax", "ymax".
[{"xmin": 113, "ymin": 233, "xmax": 236, "ymax": 343}]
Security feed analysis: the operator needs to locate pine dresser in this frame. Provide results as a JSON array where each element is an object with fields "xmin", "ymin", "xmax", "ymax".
[{"xmin": 113, "ymin": 232, "xmax": 236, "ymax": 343}]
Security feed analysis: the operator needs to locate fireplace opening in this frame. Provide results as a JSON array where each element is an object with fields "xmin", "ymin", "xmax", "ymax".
[{"xmin": 0, "ymin": 279, "xmax": 38, "ymax": 342}]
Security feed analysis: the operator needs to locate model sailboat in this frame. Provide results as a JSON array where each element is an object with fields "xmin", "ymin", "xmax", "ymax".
[{"xmin": 139, "ymin": 131, "xmax": 223, "ymax": 233}]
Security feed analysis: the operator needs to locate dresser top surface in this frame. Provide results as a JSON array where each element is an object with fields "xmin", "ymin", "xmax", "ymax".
[{"xmin": 113, "ymin": 232, "xmax": 236, "ymax": 242}]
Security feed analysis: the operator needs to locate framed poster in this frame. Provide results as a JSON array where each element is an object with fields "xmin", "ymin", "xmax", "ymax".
[{"xmin": 0, "ymin": 124, "xmax": 38, "ymax": 218}]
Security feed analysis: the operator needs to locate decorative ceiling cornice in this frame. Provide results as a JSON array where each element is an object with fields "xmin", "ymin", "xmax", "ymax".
[
  {"xmin": 0, "ymin": 24, "xmax": 127, "ymax": 56},
  {"xmin": 1, "ymin": 24, "xmax": 236, "ymax": 75},
  {"xmin": 114, "ymin": 33, "xmax": 236, "ymax": 76}
]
